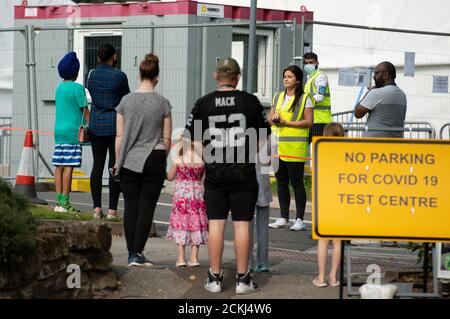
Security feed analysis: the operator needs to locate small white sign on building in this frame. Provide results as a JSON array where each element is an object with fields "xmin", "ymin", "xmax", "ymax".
[
  {"xmin": 338, "ymin": 68, "xmax": 371, "ymax": 87},
  {"xmin": 355, "ymin": 68, "xmax": 371, "ymax": 87},
  {"xmin": 433, "ymin": 75, "xmax": 449, "ymax": 93},
  {"xmin": 404, "ymin": 52, "xmax": 415, "ymax": 77},
  {"xmin": 338, "ymin": 69, "xmax": 356, "ymax": 86},
  {"xmin": 25, "ymin": 7, "xmax": 38, "ymax": 18},
  {"xmin": 197, "ymin": 3, "xmax": 224, "ymax": 19}
]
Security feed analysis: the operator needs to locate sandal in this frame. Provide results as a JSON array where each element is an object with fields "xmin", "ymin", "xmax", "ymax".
[
  {"xmin": 106, "ymin": 210, "xmax": 120, "ymax": 220},
  {"xmin": 312, "ymin": 277, "xmax": 328, "ymax": 288},
  {"xmin": 176, "ymin": 261, "xmax": 187, "ymax": 267},
  {"xmin": 328, "ymin": 279, "xmax": 340, "ymax": 287},
  {"xmin": 93, "ymin": 209, "xmax": 104, "ymax": 219},
  {"xmin": 187, "ymin": 261, "xmax": 200, "ymax": 267}
]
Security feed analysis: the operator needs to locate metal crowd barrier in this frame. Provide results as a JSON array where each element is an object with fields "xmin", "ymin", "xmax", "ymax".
[
  {"xmin": 332, "ymin": 108, "xmax": 437, "ymax": 139},
  {"xmin": 332, "ymin": 110, "xmax": 367, "ymax": 126},
  {"xmin": 439, "ymin": 123, "xmax": 450, "ymax": 139},
  {"xmin": 0, "ymin": 117, "xmax": 12, "ymax": 178},
  {"xmin": 341, "ymin": 123, "xmax": 436, "ymax": 139}
]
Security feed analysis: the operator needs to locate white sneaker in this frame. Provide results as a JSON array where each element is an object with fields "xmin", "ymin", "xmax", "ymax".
[
  {"xmin": 54, "ymin": 205, "xmax": 67, "ymax": 213},
  {"xmin": 268, "ymin": 218, "xmax": 290, "ymax": 229},
  {"xmin": 236, "ymin": 272, "xmax": 259, "ymax": 294},
  {"xmin": 290, "ymin": 218, "xmax": 306, "ymax": 231},
  {"xmin": 204, "ymin": 269, "xmax": 223, "ymax": 293}
]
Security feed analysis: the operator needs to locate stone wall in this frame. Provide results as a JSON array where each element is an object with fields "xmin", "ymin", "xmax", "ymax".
[{"xmin": 0, "ymin": 220, "xmax": 118, "ymax": 298}]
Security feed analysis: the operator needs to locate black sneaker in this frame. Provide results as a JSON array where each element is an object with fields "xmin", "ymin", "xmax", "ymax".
[
  {"xmin": 128, "ymin": 253, "xmax": 154, "ymax": 267},
  {"xmin": 235, "ymin": 271, "xmax": 259, "ymax": 294},
  {"xmin": 127, "ymin": 253, "xmax": 138, "ymax": 267},
  {"xmin": 204, "ymin": 268, "xmax": 223, "ymax": 293},
  {"xmin": 136, "ymin": 253, "xmax": 154, "ymax": 266}
]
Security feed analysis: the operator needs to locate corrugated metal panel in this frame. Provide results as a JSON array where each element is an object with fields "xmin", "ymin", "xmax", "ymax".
[{"xmin": 11, "ymin": 12, "xmax": 301, "ymax": 180}]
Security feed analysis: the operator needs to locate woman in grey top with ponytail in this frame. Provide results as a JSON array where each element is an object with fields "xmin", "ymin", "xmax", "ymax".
[{"xmin": 115, "ymin": 53, "xmax": 172, "ymax": 267}]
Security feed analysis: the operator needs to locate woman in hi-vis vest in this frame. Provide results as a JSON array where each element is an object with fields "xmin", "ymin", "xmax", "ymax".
[{"xmin": 268, "ymin": 65, "xmax": 313, "ymax": 231}]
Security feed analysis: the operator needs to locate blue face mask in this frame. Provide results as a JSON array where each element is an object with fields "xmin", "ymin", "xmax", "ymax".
[{"xmin": 304, "ymin": 64, "xmax": 316, "ymax": 75}]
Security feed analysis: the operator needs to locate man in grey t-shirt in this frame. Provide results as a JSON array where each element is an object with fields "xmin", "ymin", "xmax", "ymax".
[{"xmin": 355, "ymin": 61, "xmax": 407, "ymax": 137}]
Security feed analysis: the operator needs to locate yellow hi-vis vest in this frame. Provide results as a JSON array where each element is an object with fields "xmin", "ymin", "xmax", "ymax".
[
  {"xmin": 271, "ymin": 92, "xmax": 310, "ymax": 162},
  {"xmin": 304, "ymin": 70, "xmax": 332, "ymax": 124}
]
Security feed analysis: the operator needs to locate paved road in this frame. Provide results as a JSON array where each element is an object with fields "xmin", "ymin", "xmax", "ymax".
[
  {"xmin": 37, "ymin": 189, "xmax": 419, "ymax": 264},
  {"xmin": 38, "ymin": 190, "xmax": 317, "ymax": 252},
  {"xmin": 37, "ymin": 189, "xmax": 423, "ymax": 300}
]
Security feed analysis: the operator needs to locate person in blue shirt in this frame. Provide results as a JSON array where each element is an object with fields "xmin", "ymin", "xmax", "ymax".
[
  {"xmin": 52, "ymin": 51, "xmax": 89, "ymax": 213},
  {"xmin": 87, "ymin": 44, "xmax": 130, "ymax": 220}
]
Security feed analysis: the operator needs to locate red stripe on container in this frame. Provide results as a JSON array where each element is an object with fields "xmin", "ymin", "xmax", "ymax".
[{"xmin": 14, "ymin": 2, "xmax": 313, "ymax": 21}]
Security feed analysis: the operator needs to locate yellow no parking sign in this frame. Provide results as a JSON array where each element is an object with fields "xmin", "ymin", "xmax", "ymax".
[{"xmin": 312, "ymin": 138, "xmax": 450, "ymax": 243}]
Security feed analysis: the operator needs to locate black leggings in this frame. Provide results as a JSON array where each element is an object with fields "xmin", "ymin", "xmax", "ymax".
[
  {"xmin": 120, "ymin": 150, "xmax": 166, "ymax": 254},
  {"xmin": 90, "ymin": 134, "xmax": 121, "ymax": 210},
  {"xmin": 275, "ymin": 159, "xmax": 306, "ymax": 220}
]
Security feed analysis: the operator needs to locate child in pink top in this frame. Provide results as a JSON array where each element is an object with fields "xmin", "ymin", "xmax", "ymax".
[{"xmin": 166, "ymin": 137, "xmax": 208, "ymax": 267}]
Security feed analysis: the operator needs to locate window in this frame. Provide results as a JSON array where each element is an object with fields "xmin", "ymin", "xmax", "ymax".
[
  {"xmin": 73, "ymin": 29, "xmax": 123, "ymax": 86},
  {"xmin": 232, "ymin": 28, "xmax": 274, "ymax": 103}
]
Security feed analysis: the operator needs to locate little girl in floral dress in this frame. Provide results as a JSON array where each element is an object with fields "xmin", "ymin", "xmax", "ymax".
[{"xmin": 166, "ymin": 137, "xmax": 208, "ymax": 267}]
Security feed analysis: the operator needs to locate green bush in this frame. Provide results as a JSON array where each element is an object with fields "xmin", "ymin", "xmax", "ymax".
[
  {"xmin": 406, "ymin": 242, "xmax": 433, "ymax": 273},
  {"xmin": 304, "ymin": 175, "xmax": 312, "ymax": 201},
  {"xmin": 0, "ymin": 180, "xmax": 37, "ymax": 262}
]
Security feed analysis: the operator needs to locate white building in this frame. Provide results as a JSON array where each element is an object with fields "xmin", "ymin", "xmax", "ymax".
[{"xmin": 190, "ymin": 0, "xmax": 450, "ymax": 134}]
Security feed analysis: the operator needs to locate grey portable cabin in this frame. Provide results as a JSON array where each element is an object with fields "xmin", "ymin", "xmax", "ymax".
[{"xmin": 12, "ymin": 0, "xmax": 313, "ymax": 180}]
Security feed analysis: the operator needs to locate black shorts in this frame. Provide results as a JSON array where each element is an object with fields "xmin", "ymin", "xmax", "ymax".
[{"xmin": 204, "ymin": 187, "xmax": 258, "ymax": 221}]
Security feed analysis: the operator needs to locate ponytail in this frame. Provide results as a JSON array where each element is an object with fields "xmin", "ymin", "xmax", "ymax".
[{"xmin": 139, "ymin": 53, "xmax": 159, "ymax": 80}]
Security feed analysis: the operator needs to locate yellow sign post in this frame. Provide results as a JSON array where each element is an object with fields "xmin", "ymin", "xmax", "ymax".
[{"xmin": 312, "ymin": 138, "xmax": 450, "ymax": 243}]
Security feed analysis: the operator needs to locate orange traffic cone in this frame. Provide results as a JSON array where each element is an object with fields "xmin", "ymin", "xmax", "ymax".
[{"xmin": 13, "ymin": 130, "xmax": 47, "ymax": 205}]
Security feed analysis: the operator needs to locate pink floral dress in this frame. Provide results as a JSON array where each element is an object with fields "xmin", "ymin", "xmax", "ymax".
[{"xmin": 166, "ymin": 165, "xmax": 208, "ymax": 245}]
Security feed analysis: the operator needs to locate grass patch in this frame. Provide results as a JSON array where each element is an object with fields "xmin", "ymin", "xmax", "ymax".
[
  {"xmin": 105, "ymin": 216, "xmax": 122, "ymax": 223},
  {"xmin": 31, "ymin": 205, "xmax": 93, "ymax": 221},
  {"xmin": 31, "ymin": 205, "xmax": 123, "ymax": 223}
]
